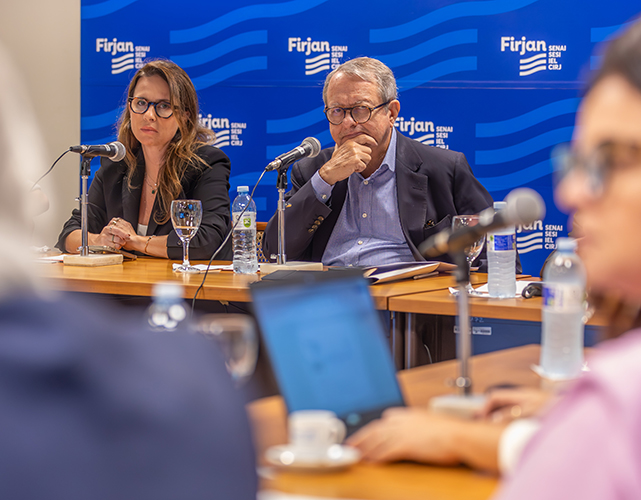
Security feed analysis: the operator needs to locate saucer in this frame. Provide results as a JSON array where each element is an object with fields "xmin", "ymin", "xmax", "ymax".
[{"xmin": 264, "ymin": 444, "xmax": 361, "ymax": 472}]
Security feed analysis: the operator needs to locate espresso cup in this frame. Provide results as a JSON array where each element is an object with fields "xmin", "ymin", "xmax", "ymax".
[{"xmin": 288, "ymin": 410, "xmax": 346, "ymax": 457}]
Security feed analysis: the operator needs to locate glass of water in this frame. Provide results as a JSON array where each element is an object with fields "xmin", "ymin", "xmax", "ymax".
[
  {"xmin": 452, "ymin": 215, "xmax": 486, "ymax": 293},
  {"xmin": 196, "ymin": 314, "xmax": 259, "ymax": 386},
  {"xmin": 171, "ymin": 199, "xmax": 202, "ymax": 273}
]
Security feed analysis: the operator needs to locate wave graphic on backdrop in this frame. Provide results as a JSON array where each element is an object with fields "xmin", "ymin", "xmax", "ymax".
[
  {"xmin": 370, "ymin": 0, "xmax": 538, "ymax": 43},
  {"xmin": 213, "ymin": 130, "xmax": 231, "ymax": 148},
  {"xmin": 590, "ymin": 20, "xmax": 635, "ymax": 69},
  {"xmin": 374, "ymin": 29, "xmax": 477, "ymax": 68},
  {"xmin": 413, "ymin": 133, "xmax": 435, "ymax": 146},
  {"xmin": 169, "ymin": 0, "xmax": 328, "ymax": 44},
  {"xmin": 519, "ymin": 53, "xmax": 546, "ymax": 76},
  {"xmin": 517, "ymin": 232, "xmax": 543, "ymax": 253},
  {"xmin": 81, "ymin": 108, "xmax": 122, "ymax": 131},
  {"xmin": 266, "ymin": 106, "xmax": 325, "ymax": 134},
  {"xmin": 111, "ymin": 53, "xmax": 134, "ymax": 74},
  {"xmin": 305, "ymin": 53, "xmax": 330, "ymax": 75},
  {"xmin": 171, "ymin": 31, "xmax": 268, "ymax": 68},
  {"xmin": 477, "ymin": 159, "xmax": 553, "ymax": 191},
  {"xmin": 82, "ymin": 0, "xmax": 138, "ymax": 19},
  {"xmin": 190, "ymin": 56, "xmax": 267, "ymax": 90},
  {"xmin": 397, "ymin": 57, "xmax": 477, "ymax": 90},
  {"xmin": 476, "ymin": 127, "xmax": 573, "ymax": 164},
  {"xmin": 476, "ymin": 98, "xmax": 579, "ymax": 137}
]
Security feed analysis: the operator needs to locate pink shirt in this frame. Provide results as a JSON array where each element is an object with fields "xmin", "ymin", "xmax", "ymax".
[{"xmin": 494, "ymin": 329, "xmax": 641, "ymax": 500}]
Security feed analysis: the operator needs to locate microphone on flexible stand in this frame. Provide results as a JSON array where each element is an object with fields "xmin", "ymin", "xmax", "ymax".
[
  {"xmin": 266, "ymin": 137, "xmax": 321, "ymax": 171},
  {"xmin": 69, "ymin": 141, "xmax": 126, "ymax": 162},
  {"xmin": 419, "ymin": 188, "xmax": 546, "ymax": 259},
  {"xmin": 423, "ymin": 188, "xmax": 546, "ymax": 418}
]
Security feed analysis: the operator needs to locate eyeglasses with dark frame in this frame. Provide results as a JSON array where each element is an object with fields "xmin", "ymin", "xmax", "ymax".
[
  {"xmin": 553, "ymin": 141, "xmax": 641, "ymax": 197},
  {"xmin": 128, "ymin": 97, "xmax": 174, "ymax": 119},
  {"xmin": 324, "ymin": 101, "xmax": 391, "ymax": 125}
]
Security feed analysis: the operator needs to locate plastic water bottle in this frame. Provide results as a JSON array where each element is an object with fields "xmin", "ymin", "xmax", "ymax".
[
  {"xmin": 540, "ymin": 238, "xmax": 586, "ymax": 379},
  {"xmin": 487, "ymin": 201, "xmax": 516, "ymax": 298},
  {"xmin": 232, "ymin": 186, "xmax": 258, "ymax": 274},
  {"xmin": 147, "ymin": 282, "xmax": 188, "ymax": 331}
]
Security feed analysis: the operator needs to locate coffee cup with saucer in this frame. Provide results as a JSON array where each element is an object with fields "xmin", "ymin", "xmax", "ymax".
[{"xmin": 265, "ymin": 410, "xmax": 360, "ymax": 471}]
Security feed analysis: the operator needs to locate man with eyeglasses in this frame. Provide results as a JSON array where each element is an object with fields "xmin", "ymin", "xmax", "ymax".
[{"xmin": 264, "ymin": 57, "xmax": 492, "ymax": 272}]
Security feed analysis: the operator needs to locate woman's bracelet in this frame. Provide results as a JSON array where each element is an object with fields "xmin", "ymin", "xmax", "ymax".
[{"xmin": 144, "ymin": 235, "xmax": 155, "ymax": 254}]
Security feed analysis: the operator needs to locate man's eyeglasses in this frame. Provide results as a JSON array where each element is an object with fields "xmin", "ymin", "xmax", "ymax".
[
  {"xmin": 128, "ymin": 97, "xmax": 174, "ymax": 119},
  {"xmin": 324, "ymin": 101, "xmax": 391, "ymax": 125},
  {"xmin": 553, "ymin": 141, "xmax": 641, "ymax": 197}
]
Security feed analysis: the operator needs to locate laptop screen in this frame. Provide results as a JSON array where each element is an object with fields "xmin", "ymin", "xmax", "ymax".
[{"xmin": 250, "ymin": 270, "xmax": 404, "ymax": 429}]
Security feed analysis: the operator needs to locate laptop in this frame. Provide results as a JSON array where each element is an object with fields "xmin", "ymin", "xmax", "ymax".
[{"xmin": 249, "ymin": 269, "xmax": 405, "ymax": 436}]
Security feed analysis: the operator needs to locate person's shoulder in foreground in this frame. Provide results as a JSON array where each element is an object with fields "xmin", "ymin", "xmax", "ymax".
[
  {"xmin": 494, "ymin": 330, "xmax": 641, "ymax": 500},
  {"xmin": 0, "ymin": 292, "xmax": 257, "ymax": 500}
]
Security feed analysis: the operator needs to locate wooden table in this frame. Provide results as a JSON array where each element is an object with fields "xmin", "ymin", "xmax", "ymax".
[
  {"xmin": 389, "ymin": 288, "xmax": 608, "ymax": 326},
  {"xmin": 388, "ymin": 284, "xmax": 605, "ymax": 369},
  {"xmin": 248, "ymin": 344, "xmax": 543, "ymax": 500},
  {"xmin": 38, "ymin": 258, "xmax": 490, "ymax": 370}
]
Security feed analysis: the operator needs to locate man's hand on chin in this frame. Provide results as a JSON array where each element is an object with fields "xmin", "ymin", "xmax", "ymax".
[{"xmin": 319, "ymin": 134, "xmax": 377, "ymax": 185}]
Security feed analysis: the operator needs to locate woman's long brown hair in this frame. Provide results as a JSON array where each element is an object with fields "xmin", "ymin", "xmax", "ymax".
[{"xmin": 117, "ymin": 59, "xmax": 215, "ymax": 224}]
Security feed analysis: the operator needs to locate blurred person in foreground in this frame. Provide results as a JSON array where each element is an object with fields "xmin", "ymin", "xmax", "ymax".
[
  {"xmin": 0, "ymin": 46, "xmax": 256, "ymax": 499},
  {"xmin": 350, "ymin": 17, "xmax": 641, "ymax": 497},
  {"xmin": 56, "ymin": 59, "xmax": 232, "ymax": 259}
]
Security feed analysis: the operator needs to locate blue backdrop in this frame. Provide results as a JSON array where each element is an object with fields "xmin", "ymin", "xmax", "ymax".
[{"xmin": 80, "ymin": 0, "xmax": 640, "ymax": 274}]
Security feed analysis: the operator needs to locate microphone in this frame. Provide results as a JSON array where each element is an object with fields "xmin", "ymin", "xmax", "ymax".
[
  {"xmin": 266, "ymin": 137, "xmax": 321, "ymax": 171},
  {"xmin": 418, "ymin": 188, "xmax": 546, "ymax": 258},
  {"xmin": 69, "ymin": 141, "xmax": 126, "ymax": 162}
]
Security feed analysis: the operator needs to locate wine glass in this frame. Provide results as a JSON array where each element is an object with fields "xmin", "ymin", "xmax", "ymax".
[
  {"xmin": 196, "ymin": 314, "xmax": 259, "ymax": 386},
  {"xmin": 171, "ymin": 199, "xmax": 202, "ymax": 273},
  {"xmin": 452, "ymin": 215, "xmax": 486, "ymax": 294}
]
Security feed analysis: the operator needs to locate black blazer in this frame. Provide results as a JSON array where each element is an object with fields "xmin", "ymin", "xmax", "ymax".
[
  {"xmin": 56, "ymin": 145, "xmax": 232, "ymax": 260},
  {"xmin": 264, "ymin": 131, "xmax": 494, "ymax": 264}
]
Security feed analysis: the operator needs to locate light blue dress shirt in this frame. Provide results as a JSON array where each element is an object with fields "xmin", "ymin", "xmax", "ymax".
[{"xmin": 310, "ymin": 128, "xmax": 415, "ymax": 266}]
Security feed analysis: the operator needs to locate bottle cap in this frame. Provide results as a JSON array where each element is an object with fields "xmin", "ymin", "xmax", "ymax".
[
  {"xmin": 555, "ymin": 237, "xmax": 577, "ymax": 252},
  {"xmin": 152, "ymin": 281, "xmax": 184, "ymax": 300},
  {"xmin": 237, "ymin": 186, "xmax": 249, "ymax": 193}
]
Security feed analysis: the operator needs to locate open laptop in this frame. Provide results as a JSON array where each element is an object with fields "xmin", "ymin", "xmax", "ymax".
[{"xmin": 249, "ymin": 269, "xmax": 405, "ymax": 436}]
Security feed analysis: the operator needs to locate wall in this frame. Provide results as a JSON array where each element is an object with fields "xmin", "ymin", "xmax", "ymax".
[{"xmin": 0, "ymin": 0, "xmax": 80, "ymax": 247}]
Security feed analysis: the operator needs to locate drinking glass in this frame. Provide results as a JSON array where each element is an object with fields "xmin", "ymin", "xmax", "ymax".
[
  {"xmin": 196, "ymin": 314, "xmax": 259, "ymax": 386},
  {"xmin": 452, "ymin": 215, "xmax": 486, "ymax": 294},
  {"xmin": 171, "ymin": 199, "xmax": 202, "ymax": 273}
]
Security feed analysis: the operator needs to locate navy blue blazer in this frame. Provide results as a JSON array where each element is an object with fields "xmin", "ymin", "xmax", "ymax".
[
  {"xmin": 0, "ymin": 293, "xmax": 257, "ymax": 500},
  {"xmin": 264, "ymin": 131, "xmax": 494, "ymax": 264}
]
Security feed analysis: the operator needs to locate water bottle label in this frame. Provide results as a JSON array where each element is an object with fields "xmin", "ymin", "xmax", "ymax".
[
  {"xmin": 543, "ymin": 284, "xmax": 584, "ymax": 311},
  {"xmin": 233, "ymin": 211, "xmax": 255, "ymax": 229},
  {"xmin": 489, "ymin": 234, "xmax": 515, "ymax": 251}
]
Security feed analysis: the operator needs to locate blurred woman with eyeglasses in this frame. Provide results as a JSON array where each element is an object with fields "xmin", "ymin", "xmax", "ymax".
[{"xmin": 56, "ymin": 59, "xmax": 231, "ymax": 259}]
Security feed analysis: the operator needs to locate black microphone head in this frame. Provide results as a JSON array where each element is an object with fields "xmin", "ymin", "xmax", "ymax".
[
  {"xmin": 503, "ymin": 187, "xmax": 546, "ymax": 226},
  {"xmin": 108, "ymin": 141, "xmax": 126, "ymax": 162},
  {"xmin": 302, "ymin": 137, "xmax": 321, "ymax": 158}
]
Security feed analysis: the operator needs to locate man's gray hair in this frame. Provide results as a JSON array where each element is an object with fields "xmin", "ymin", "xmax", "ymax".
[{"xmin": 322, "ymin": 57, "xmax": 398, "ymax": 107}]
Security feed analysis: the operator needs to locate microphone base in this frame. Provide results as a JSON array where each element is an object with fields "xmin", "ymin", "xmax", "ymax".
[
  {"xmin": 63, "ymin": 253, "xmax": 124, "ymax": 267},
  {"xmin": 260, "ymin": 261, "xmax": 323, "ymax": 276},
  {"xmin": 429, "ymin": 394, "xmax": 487, "ymax": 419}
]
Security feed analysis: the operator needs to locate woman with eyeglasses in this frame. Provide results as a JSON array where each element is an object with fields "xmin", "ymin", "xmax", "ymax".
[
  {"xmin": 56, "ymin": 59, "xmax": 231, "ymax": 259},
  {"xmin": 350, "ymin": 17, "xmax": 641, "ymax": 498}
]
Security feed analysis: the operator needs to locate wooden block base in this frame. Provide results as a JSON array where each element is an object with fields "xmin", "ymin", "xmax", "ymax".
[
  {"xmin": 260, "ymin": 261, "xmax": 323, "ymax": 275},
  {"xmin": 63, "ymin": 253, "xmax": 124, "ymax": 267}
]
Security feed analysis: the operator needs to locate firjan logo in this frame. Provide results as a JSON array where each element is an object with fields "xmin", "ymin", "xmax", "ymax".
[
  {"xmin": 395, "ymin": 116, "xmax": 453, "ymax": 149},
  {"xmin": 199, "ymin": 114, "xmax": 247, "ymax": 148},
  {"xmin": 500, "ymin": 36, "xmax": 566, "ymax": 76},
  {"xmin": 96, "ymin": 38, "xmax": 151, "ymax": 75},
  {"xmin": 288, "ymin": 37, "xmax": 349, "ymax": 75}
]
